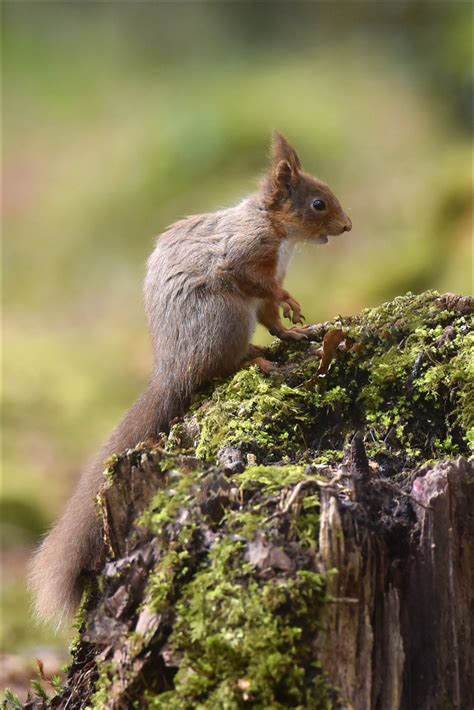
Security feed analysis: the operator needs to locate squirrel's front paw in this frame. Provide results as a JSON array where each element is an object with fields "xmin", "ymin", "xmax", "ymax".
[{"xmin": 280, "ymin": 296, "xmax": 305, "ymax": 325}]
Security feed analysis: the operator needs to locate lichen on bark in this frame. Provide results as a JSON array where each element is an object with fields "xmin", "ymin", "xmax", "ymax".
[{"xmin": 23, "ymin": 292, "xmax": 473, "ymax": 710}]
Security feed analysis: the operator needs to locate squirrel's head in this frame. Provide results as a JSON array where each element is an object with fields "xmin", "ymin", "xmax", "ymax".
[{"xmin": 262, "ymin": 132, "xmax": 352, "ymax": 244}]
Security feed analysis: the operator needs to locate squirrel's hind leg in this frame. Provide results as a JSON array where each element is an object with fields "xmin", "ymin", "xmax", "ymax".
[
  {"xmin": 238, "ymin": 344, "xmax": 275, "ymax": 374},
  {"xmin": 241, "ymin": 354, "xmax": 276, "ymax": 375}
]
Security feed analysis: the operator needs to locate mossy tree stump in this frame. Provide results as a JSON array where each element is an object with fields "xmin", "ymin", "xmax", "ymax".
[{"xmin": 24, "ymin": 292, "xmax": 473, "ymax": 710}]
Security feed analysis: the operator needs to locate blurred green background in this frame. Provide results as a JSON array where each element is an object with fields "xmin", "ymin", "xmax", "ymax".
[{"xmin": 2, "ymin": 0, "xmax": 472, "ymax": 689}]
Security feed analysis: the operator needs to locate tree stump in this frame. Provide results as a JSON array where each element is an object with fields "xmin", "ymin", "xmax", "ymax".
[{"xmin": 21, "ymin": 292, "xmax": 474, "ymax": 710}]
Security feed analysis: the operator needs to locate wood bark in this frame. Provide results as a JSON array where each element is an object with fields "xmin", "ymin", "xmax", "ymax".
[{"xmin": 317, "ymin": 456, "xmax": 473, "ymax": 710}]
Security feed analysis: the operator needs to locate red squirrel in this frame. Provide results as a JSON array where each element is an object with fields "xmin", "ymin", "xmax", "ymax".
[{"xmin": 29, "ymin": 133, "xmax": 351, "ymax": 626}]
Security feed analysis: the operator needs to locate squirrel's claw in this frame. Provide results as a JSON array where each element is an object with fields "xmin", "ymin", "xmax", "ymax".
[
  {"xmin": 273, "ymin": 326, "xmax": 308, "ymax": 342},
  {"xmin": 280, "ymin": 295, "xmax": 304, "ymax": 325}
]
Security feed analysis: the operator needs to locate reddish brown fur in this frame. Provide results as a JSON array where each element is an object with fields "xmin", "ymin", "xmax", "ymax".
[{"xmin": 29, "ymin": 133, "xmax": 351, "ymax": 625}]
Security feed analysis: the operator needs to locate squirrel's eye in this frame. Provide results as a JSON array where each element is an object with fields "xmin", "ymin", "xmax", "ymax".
[{"xmin": 312, "ymin": 199, "xmax": 326, "ymax": 211}]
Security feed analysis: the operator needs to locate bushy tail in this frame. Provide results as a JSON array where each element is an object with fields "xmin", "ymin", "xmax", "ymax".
[{"xmin": 29, "ymin": 380, "xmax": 182, "ymax": 627}]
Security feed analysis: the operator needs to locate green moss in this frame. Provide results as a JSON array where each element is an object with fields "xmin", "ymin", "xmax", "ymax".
[
  {"xmin": 102, "ymin": 453, "xmax": 121, "ymax": 481},
  {"xmin": 89, "ymin": 662, "xmax": 115, "ymax": 710},
  {"xmin": 139, "ymin": 468, "xmax": 198, "ymax": 537},
  {"xmin": 69, "ymin": 577, "xmax": 94, "ymax": 656},
  {"xmin": 146, "ymin": 543, "xmax": 331, "ymax": 709},
  {"xmin": 147, "ymin": 548, "xmax": 194, "ymax": 615},
  {"xmin": 237, "ymin": 464, "xmax": 306, "ymax": 493},
  {"xmin": 2, "ymin": 688, "xmax": 23, "ymax": 710},
  {"xmin": 103, "ymin": 457, "xmax": 333, "ymax": 707},
  {"xmin": 223, "ymin": 465, "xmax": 322, "ymax": 544},
  {"xmin": 311, "ymin": 450, "xmax": 344, "ymax": 465},
  {"xmin": 175, "ymin": 292, "xmax": 472, "ymax": 467},
  {"xmin": 194, "ymin": 368, "xmax": 317, "ymax": 463}
]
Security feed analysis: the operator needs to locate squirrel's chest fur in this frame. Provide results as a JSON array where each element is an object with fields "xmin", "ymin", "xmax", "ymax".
[{"xmin": 276, "ymin": 239, "xmax": 295, "ymax": 282}]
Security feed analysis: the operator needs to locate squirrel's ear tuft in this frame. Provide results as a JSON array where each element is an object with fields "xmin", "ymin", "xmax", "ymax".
[
  {"xmin": 267, "ymin": 158, "xmax": 300, "ymax": 207},
  {"xmin": 271, "ymin": 132, "xmax": 302, "ymax": 173}
]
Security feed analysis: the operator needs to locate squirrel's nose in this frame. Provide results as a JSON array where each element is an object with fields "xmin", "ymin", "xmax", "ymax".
[{"xmin": 341, "ymin": 214, "xmax": 352, "ymax": 232}]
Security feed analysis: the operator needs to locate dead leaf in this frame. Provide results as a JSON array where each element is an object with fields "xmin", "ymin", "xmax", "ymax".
[
  {"xmin": 317, "ymin": 329, "xmax": 347, "ymax": 376},
  {"xmin": 36, "ymin": 659, "xmax": 46, "ymax": 682}
]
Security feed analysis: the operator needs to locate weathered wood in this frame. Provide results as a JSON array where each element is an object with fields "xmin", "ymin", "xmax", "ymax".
[{"xmin": 317, "ymin": 457, "xmax": 474, "ymax": 710}]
